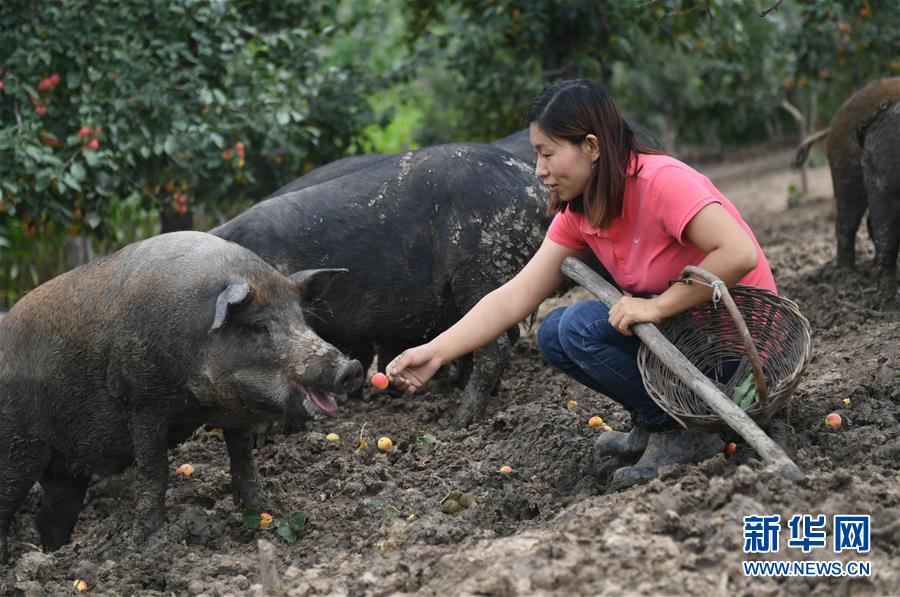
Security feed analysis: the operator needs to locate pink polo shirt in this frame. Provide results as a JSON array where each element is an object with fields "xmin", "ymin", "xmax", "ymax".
[{"xmin": 548, "ymin": 153, "xmax": 776, "ymax": 296}]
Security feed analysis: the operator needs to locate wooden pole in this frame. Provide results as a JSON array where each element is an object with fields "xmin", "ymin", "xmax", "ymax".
[{"xmin": 561, "ymin": 257, "xmax": 804, "ymax": 481}]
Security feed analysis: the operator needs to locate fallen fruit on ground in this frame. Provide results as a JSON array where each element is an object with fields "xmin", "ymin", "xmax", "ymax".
[
  {"xmin": 259, "ymin": 512, "xmax": 273, "ymax": 527},
  {"xmin": 326, "ymin": 432, "xmax": 340, "ymax": 442},
  {"xmin": 588, "ymin": 416, "xmax": 603, "ymax": 428},
  {"xmin": 825, "ymin": 412, "xmax": 842, "ymax": 429},
  {"xmin": 843, "ymin": 398, "xmax": 851, "ymax": 406},
  {"xmin": 371, "ymin": 372, "xmax": 389, "ymax": 390},
  {"xmin": 724, "ymin": 442, "xmax": 737, "ymax": 456},
  {"xmin": 601, "ymin": 424, "xmax": 613, "ymax": 432},
  {"xmin": 73, "ymin": 579, "xmax": 88, "ymax": 592},
  {"xmin": 377, "ymin": 436, "xmax": 393, "ymax": 452},
  {"xmin": 499, "ymin": 465, "xmax": 512, "ymax": 474},
  {"xmin": 175, "ymin": 463, "xmax": 194, "ymax": 477},
  {"xmin": 566, "ymin": 400, "xmax": 577, "ymax": 409}
]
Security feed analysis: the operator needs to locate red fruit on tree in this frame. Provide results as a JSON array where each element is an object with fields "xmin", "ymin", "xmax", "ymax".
[
  {"xmin": 0, "ymin": 80, "xmax": 5, "ymax": 92},
  {"xmin": 49, "ymin": 73, "xmax": 60, "ymax": 85},
  {"xmin": 222, "ymin": 149, "xmax": 233, "ymax": 160},
  {"xmin": 235, "ymin": 142, "xmax": 245, "ymax": 158},
  {"xmin": 37, "ymin": 105, "xmax": 47, "ymax": 116},
  {"xmin": 724, "ymin": 442, "xmax": 737, "ymax": 457},
  {"xmin": 85, "ymin": 138, "xmax": 99, "ymax": 151},
  {"xmin": 78, "ymin": 126, "xmax": 91, "ymax": 138}
]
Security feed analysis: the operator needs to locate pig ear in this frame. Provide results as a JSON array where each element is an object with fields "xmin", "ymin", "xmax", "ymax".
[
  {"xmin": 211, "ymin": 282, "xmax": 252, "ymax": 331},
  {"xmin": 288, "ymin": 268, "xmax": 348, "ymax": 303}
]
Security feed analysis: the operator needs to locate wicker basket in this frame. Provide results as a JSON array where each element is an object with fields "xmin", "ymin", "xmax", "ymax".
[{"xmin": 637, "ymin": 271, "xmax": 812, "ymax": 433}]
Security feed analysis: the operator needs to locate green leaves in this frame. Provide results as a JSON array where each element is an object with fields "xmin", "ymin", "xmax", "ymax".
[
  {"xmin": 0, "ymin": 0, "xmax": 380, "ymax": 302},
  {"xmin": 273, "ymin": 512, "xmax": 307, "ymax": 543},
  {"xmin": 732, "ymin": 374, "xmax": 759, "ymax": 410},
  {"xmin": 242, "ymin": 509, "xmax": 307, "ymax": 544}
]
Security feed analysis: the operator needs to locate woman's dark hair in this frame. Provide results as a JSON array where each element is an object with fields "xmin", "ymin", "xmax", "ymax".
[{"xmin": 527, "ymin": 79, "xmax": 664, "ymax": 228}]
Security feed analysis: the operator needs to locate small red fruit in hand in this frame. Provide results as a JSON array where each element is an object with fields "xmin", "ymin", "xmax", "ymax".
[
  {"xmin": 371, "ymin": 372, "xmax": 389, "ymax": 390},
  {"xmin": 825, "ymin": 412, "xmax": 842, "ymax": 429},
  {"xmin": 724, "ymin": 442, "xmax": 737, "ymax": 457}
]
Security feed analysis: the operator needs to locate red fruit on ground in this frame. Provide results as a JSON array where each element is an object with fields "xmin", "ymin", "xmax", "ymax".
[
  {"xmin": 78, "ymin": 126, "xmax": 91, "ymax": 137},
  {"xmin": 724, "ymin": 442, "xmax": 737, "ymax": 456},
  {"xmin": 371, "ymin": 372, "xmax": 389, "ymax": 390},
  {"xmin": 499, "ymin": 465, "xmax": 513, "ymax": 474},
  {"xmin": 825, "ymin": 412, "xmax": 842, "ymax": 429}
]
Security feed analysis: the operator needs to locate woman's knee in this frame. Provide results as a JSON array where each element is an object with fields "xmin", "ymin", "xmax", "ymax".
[{"xmin": 557, "ymin": 300, "xmax": 617, "ymax": 353}]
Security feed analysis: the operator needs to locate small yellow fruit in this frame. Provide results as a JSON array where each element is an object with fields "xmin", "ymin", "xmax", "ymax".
[
  {"xmin": 326, "ymin": 432, "xmax": 340, "ymax": 442},
  {"xmin": 73, "ymin": 579, "xmax": 88, "ymax": 593},
  {"xmin": 499, "ymin": 465, "xmax": 513, "ymax": 474},
  {"xmin": 566, "ymin": 400, "xmax": 577, "ymax": 409},
  {"xmin": 259, "ymin": 512, "xmax": 273, "ymax": 527},
  {"xmin": 175, "ymin": 463, "xmax": 194, "ymax": 477},
  {"xmin": 588, "ymin": 416, "xmax": 603, "ymax": 428},
  {"xmin": 842, "ymin": 398, "xmax": 851, "ymax": 406},
  {"xmin": 377, "ymin": 436, "xmax": 393, "ymax": 452},
  {"xmin": 601, "ymin": 424, "xmax": 613, "ymax": 432}
]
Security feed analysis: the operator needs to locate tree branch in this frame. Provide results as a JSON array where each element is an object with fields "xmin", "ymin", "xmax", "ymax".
[{"xmin": 759, "ymin": 0, "xmax": 784, "ymax": 18}]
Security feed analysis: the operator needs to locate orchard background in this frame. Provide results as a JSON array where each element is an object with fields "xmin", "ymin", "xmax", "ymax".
[{"xmin": 1, "ymin": 0, "xmax": 898, "ymax": 304}]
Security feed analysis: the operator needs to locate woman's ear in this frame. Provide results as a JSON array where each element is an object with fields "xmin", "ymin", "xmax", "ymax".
[{"xmin": 583, "ymin": 134, "xmax": 601, "ymax": 162}]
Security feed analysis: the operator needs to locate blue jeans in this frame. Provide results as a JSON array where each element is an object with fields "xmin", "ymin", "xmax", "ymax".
[{"xmin": 537, "ymin": 300, "xmax": 671, "ymax": 427}]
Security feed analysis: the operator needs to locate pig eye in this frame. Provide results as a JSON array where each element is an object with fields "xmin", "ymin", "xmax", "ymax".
[{"xmin": 246, "ymin": 321, "xmax": 270, "ymax": 336}]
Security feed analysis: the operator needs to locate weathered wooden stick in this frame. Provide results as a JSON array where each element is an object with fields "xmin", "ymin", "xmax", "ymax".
[{"xmin": 561, "ymin": 257, "xmax": 804, "ymax": 480}]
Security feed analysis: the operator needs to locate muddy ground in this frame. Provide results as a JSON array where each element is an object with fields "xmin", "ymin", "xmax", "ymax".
[{"xmin": 2, "ymin": 148, "xmax": 899, "ymax": 596}]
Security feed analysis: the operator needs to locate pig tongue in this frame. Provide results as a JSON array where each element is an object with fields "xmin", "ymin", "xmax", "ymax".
[{"xmin": 306, "ymin": 388, "xmax": 338, "ymax": 416}]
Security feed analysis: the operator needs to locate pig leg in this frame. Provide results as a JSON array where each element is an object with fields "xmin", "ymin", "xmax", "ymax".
[
  {"xmin": 865, "ymin": 186, "xmax": 900, "ymax": 303},
  {"xmin": 224, "ymin": 427, "xmax": 259, "ymax": 510},
  {"xmin": 451, "ymin": 329, "xmax": 515, "ymax": 428},
  {"xmin": 0, "ymin": 436, "xmax": 50, "ymax": 564},
  {"xmin": 36, "ymin": 452, "xmax": 89, "ymax": 552},
  {"xmin": 834, "ymin": 177, "xmax": 869, "ymax": 269},
  {"xmin": 130, "ymin": 412, "xmax": 170, "ymax": 538}
]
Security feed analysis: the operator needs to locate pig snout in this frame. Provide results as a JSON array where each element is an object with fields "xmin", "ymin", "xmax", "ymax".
[{"xmin": 334, "ymin": 359, "xmax": 364, "ymax": 395}]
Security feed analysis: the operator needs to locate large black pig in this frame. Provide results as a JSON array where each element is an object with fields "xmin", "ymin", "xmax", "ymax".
[
  {"xmin": 0, "ymin": 231, "xmax": 363, "ymax": 564},
  {"xmin": 860, "ymin": 100, "xmax": 900, "ymax": 302},
  {"xmin": 211, "ymin": 143, "xmax": 549, "ymax": 428},
  {"xmin": 268, "ymin": 121, "xmax": 663, "ymax": 198}
]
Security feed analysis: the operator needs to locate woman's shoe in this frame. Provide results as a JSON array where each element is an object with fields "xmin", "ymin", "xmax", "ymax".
[
  {"xmin": 593, "ymin": 425, "xmax": 650, "ymax": 456},
  {"xmin": 610, "ymin": 428, "xmax": 724, "ymax": 490}
]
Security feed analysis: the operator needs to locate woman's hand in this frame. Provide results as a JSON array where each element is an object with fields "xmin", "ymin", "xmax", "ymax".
[
  {"xmin": 386, "ymin": 344, "xmax": 444, "ymax": 395},
  {"xmin": 608, "ymin": 296, "xmax": 663, "ymax": 336}
]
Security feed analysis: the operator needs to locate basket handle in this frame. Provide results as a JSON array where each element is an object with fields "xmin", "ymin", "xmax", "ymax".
[{"xmin": 680, "ymin": 266, "xmax": 769, "ymax": 409}]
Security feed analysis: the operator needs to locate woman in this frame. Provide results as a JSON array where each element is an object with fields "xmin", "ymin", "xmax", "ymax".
[{"xmin": 386, "ymin": 79, "xmax": 776, "ymax": 488}]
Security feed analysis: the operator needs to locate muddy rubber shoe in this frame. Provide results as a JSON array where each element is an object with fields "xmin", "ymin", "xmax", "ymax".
[
  {"xmin": 593, "ymin": 426, "xmax": 650, "ymax": 456},
  {"xmin": 610, "ymin": 429, "xmax": 724, "ymax": 490}
]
